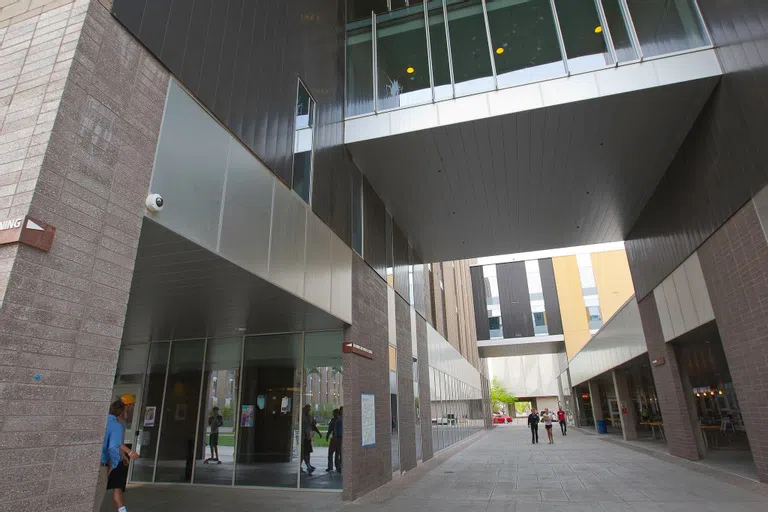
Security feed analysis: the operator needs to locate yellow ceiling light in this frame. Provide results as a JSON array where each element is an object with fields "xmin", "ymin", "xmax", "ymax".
[
  {"xmin": 594, "ymin": 26, "xmax": 603, "ymax": 34},
  {"xmin": 718, "ymin": 390, "xmax": 724, "ymax": 395},
  {"xmin": 496, "ymin": 47, "xmax": 504, "ymax": 55},
  {"xmin": 406, "ymin": 66, "xmax": 415, "ymax": 74}
]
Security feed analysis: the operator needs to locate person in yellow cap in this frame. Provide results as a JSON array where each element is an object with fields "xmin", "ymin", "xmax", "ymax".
[{"xmin": 119, "ymin": 395, "xmax": 136, "ymax": 428}]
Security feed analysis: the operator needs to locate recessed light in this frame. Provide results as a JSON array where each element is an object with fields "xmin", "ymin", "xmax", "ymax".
[
  {"xmin": 594, "ymin": 26, "xmax": 603, "ymax": 34},
  {"xmin": 407, "ymin": 66, "xmax": 415, "ymax": 74},
  {"xmin": 235, "ymin": 327, "xmax": 246, "ymax": 332}
]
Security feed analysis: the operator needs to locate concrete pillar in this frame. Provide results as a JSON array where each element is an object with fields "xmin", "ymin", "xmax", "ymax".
[
  {"xmin": 556, "ymin": 375, "xmax": 566, "ymax": 408},
  {"xmin": 588, "ymin": 380, "xmax": 605, "ymax": 432},
  {"xmin": 612, "ymin": 370, "xmax": 639, "ymax": 441}
]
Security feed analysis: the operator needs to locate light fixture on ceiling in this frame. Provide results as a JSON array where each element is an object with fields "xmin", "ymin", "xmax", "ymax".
[
  {"xmin": 718, "ymin": 390, "xmax": 723, "ymax": 395},
  {"xmin": 496, "ymin": 47, "xmax": 504, "ymax": 55},
  {"xmin": 594, "ymin": 26, "xmax": 603, "ymax": 34},
  {"xmin": 235, "ymin": 327, "xmax": 247, "ymax": 332},
  {"xmin": 406, "ymin": 66, "xmax": 415, "ymax": 74}
]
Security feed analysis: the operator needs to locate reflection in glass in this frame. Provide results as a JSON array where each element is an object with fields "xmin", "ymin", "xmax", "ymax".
[
  {"xmin": 445, "ymin": 0, "xmax": 494, "ymax": 96},
  {"xmin": 390, "ymin": 345, "xmax": 400, "ymax": 472},
  {"xmin": 155, "ymin": 340, "xmax": 206, "ymax": 483},
  {"xmin": 486, "ymin": 0, "xmax": 565, "ymax": 88},
  {"xmin": 626, "ymin": 0, "xmax": 708, "ymax": 57},
  {"xmin": 193, "ymin": 338, "xmax": 241, "ymax": 485},
  {"xmin": 131, "ymin": 342, "xmax": 170, "ymax": 482},
  {"xmin": 292, "ymin": 82, "xmax": 315, "ymax": 204},
  {"xmin": 234, "ymin": 334, "xmax": 302, "ymax": 488},
  {"xmin": 428, "ymin": 5, "xmax": 453, "ymax": 101},
  {"xmin": 601, "ymin": 0, "xmax": 638, "ymax": 62},
  {"xmin": 413, "ymin": 357, "xmax": 421, "ymax": 461},
  {"xmin": 377, "ymin": 4, "xmax": 431, "ymax": 111},
  {"xmin": 347, "ymin": 0, "xmax": 389, "ymax": 22},
  {"xmin": 554, "ymin": 0, "xmax": 613, "ymax": 73},
  {"xmin": 347, "ymin": 21, "xmax": 374, "ymax": 116},
  {"xmin": 301, "ymin": 332, "xmax": 344, "ymax": 489}
]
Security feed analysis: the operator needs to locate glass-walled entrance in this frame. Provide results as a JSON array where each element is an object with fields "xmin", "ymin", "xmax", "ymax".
[{"xmin": 113, "ymin": 331, "xmax": 344, "ymax": 490}]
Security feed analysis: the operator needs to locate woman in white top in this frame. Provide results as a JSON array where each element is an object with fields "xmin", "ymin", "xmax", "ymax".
[{"xmin": 542, "ymin": 409, "xmax": 555, "ymax": 444}]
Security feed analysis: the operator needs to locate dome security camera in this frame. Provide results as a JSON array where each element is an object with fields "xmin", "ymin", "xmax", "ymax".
[{"xmin": 145, "ymin": 193, "xmax": 164, "ymax": 212}]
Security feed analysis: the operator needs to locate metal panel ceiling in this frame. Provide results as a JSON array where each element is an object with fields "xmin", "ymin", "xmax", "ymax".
[
  {"xmin": 122, "ymin": 219, "xmax": 345, "ymax": 344},
  {"xmin": 347, "ymin": 77, "xmax": 718, "ymax": 262}
]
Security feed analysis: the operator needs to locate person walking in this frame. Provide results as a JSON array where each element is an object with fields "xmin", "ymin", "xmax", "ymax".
[
  {"xmin": 302, "ymin": 404, "xmax": 321, "ymax": 474},
  {"xmin": 101, "ymin": 399, "xmax": 139, "ymax": 512},
  {"xmin": 542, "ymin": 409, "xmax": 555, "ymax": 444},
  {"xmin": 557, "ymin": 407, "xmax": 567, "ymax": 436},
  {"xmin": 527, "ymin": 409, "xmax": 540, "ymax": 444},
  {"xmin": 326, "ymin": 409, "xmax": 340, "ymax": 472}
]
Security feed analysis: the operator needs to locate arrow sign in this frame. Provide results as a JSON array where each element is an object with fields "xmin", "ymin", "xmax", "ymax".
[
  {"xmin": 26, "ymin": 219, "xmax": 45, "ymax": 231},
  {"xmin": 0, "ymin": 215, "xmax": 55, "ymax": 252}
]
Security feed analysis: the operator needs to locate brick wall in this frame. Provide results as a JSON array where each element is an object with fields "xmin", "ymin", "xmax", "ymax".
[
  {"xmin": 342, "ymin": 255, "xmax": 392, "ymax": 500},
  {"xmin": 432, "ymin": 263, "xmax": 446, "ymax": 339},
  {"xmin": 698, "ymin": 200, "xmax": 768, "ymax": 482},
  {"xmin": 416, "ymin": 313, "xmax": 433, "ymax": 461},
  {"xmin": 395, "ymin": 294, "xmax": 416, "ymax": 472},
  {"xmin": 0, "ymin": 0, "xmax": 75, "ymax": 26},
  {"xmin": 636, "ymin": 294, "xmax": 703, "ymax": 461},
  {"xmin": 0, "ymin": 2, "xmax": 168, "ymax": 510}
]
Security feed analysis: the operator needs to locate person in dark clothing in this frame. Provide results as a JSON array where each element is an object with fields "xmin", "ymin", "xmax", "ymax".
[
  {"xmin": 527, "ymin": 410, "xmax": 540, "ymax": 444},
  {"xmin": 326, "ymin": 409, "xmax": 340, "ymax": 472}
]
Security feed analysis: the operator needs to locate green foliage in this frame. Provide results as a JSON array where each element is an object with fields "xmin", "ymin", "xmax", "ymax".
[
  {"xmin": 490, "ymin": 377, "xmax": 516, "ymax": 413},
  {"xmin": 514, "ymin": 402, "xmax": 531, "ymax": 415},
  {"xmin": 220, "ymin": 405, "xmax": 233, "ymax": 426}
]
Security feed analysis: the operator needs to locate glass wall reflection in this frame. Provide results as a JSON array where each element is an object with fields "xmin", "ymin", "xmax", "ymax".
[
  {"xmin": 554, "ymin": 0, "xmax": 613, "ymax": 73},
  {"xmin": 428, "ymin": 4, "xmax": 453, "ymax": 101},
  {"xmin": 446, "ymin": 0, "xmax": 494, "ymax": 96},
  {"xmin": 193, "ymin": 338, "xmax": 241, "ymax": 485},
  {"xmin": 234, "ymin": 334, "xmax": 302, "ymax": 488},
  {"xmin": 627, "ymin": 0, "xmax": 708, "ymax": 57},
  {"xmin": 390, "ymin": 345, "xmax": 400, "ymax": 472},
  {"xmin": 155, "ymin": 339, "xmax": 206, "ymax": 483},
  {"xmin": 118, "ymin": 331, "xmax": 343, "ymax": 491},
  {"xmin": 487, "ymin": 0, "xmax": 565, "ymax": 88},
  {"xmin": 301, "ymin": 331, "xmax": 343, "ymax": 489},
  {"xmin": 376, "ymin": 4, "xmax": 431, "ymax": 110},
  {"xmin": 347, "ymin": 20, "xmax": 374, "ymax": 116},
  {"xmin": 601, "ymin": 0, "xmax": 638, "ymax": 62},
  {"xmin": 429, "ymin": 366, "xmax": 484, "ymax": 453}
]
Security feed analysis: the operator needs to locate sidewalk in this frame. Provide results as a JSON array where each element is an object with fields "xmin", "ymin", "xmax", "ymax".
[{"xmin": 101, "ymin": 425, "xmax": 768, "ymax": 511}]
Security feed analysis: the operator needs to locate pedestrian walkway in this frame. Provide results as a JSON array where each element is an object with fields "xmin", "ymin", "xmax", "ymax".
[{"xmin": 100, "ymin": 425, "xmax": 768, "ymax": 511}]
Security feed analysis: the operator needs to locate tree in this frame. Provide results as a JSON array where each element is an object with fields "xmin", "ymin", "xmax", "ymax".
[{"xmin": 490, "ymin": 377, "xmax": 516, "ymax": 413}]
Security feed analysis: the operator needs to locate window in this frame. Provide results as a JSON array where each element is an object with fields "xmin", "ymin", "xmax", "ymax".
[
  {"xmin": 488, "ymin": 316, "xmax": 502, "ymax": 339},
  {"xmin": 533, "ymin": 311, "xmax": 547, "ymax": 327},
  {"xmin": 586, "ymin": 305, "xmax": 602, "ymax": 330},
  {"xmin": 525, "ymin": 260, "xmax": 548, "ymax": 336},
  {"xmin": 577, "ymin": 254, "xmax": 602, "ymax": 331},
  {"xmin": 292, "ymin": 81, "xmax": 315, "ymax": 204}
]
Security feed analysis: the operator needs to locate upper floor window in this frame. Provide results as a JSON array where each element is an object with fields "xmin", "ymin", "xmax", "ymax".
[{"xmin": 292, "ymin": 80, "xmax": 316, "ymax": 204}]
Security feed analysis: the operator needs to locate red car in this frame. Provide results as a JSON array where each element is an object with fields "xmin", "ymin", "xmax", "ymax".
[{"xmin": 493, "ymin": 414, "xmax": 512, "ymax": 424}]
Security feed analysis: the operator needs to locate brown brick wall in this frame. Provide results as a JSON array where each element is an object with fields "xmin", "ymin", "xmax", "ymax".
[
  {"xmin": 395, "ymin": 294, "xmax": 416, "ymax": 473},
  {"xmin": 0, "ymin": 2, "xmax": 168, "ymax": 510},
  {"xmin": 698, "ymin": 200, "xmax": 768, "ymax": 482},
  {"xmin": 342, "ymin": 255, "xmax": 392, "ymax": 500},
  {"xmin": 636, "ymin": 294, "xmax": 703, "ymax": 461}
]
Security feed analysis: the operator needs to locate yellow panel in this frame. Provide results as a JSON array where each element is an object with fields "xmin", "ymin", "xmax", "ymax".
[
  {"xmin": 552, "ymin": 255, "xmax": 591, "ymax": 359},
  {"xmin": 591, "ymin": 250, "xmax": 635, "ymax": 323}
]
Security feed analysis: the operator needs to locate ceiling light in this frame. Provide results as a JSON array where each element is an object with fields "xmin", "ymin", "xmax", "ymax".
[
  {"xmin": 496, "ymin": 47, "xmax": 504, "ymax": 55},
  {"xmin": 406, "ymin": 66, "xmax": 415, "ymax": 74},
  {"xmin": 235, "ymin": 327, "xmax": 246, "ymax": 332},
  {"xmin": 718, "ymin": 390, "xmax": 723, "ymax": 395},
  {"xmin": 594, "ymin": 26, "xmax": 603, "ymax": 34}
]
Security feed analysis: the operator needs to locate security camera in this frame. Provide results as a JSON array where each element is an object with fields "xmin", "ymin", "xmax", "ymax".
[{"xmin": 145, "ymin": 193, "xmax": 164, "ymax": 212}]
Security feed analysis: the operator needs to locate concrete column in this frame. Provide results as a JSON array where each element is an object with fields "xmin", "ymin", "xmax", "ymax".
[
  {"xmin": 612, "ymin": 370, "xmax": 639, "ymax": 441},
  {"xmin": 556, "ymin": 375, "xmax": 566, "ymax": 408},
  {"xmin": 588, "ymin": 380, "xmax": 605, "ymax": 432}
]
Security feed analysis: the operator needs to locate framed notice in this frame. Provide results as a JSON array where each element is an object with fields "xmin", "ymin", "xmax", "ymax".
[
  {"xmin": 361, "ymin": 393, "xmax": 376, "ymax": 447},
  {"xmin": 143, "ymin": 406, "xmax": 156, "ymax": 427},
  {"xmin": 241, "ymin": 405, "xmax": 255, "ymax": 427}
]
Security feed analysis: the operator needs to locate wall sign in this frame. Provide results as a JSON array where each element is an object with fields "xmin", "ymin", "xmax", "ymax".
[
  {"xmin": 0, "ymin": 216, "xmax": 55, "ymax": 252},
  {"xmin": 343, "ymin": 342, "xmax": 373, "ymax": 359},
  {"xmin": 361, "ymin": 393, "xmax": 376, "ymax": 447}
]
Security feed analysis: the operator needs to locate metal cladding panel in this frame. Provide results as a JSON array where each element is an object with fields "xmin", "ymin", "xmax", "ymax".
[
  {"xmin": 330, "ymin": 233, "xmax": 353, "ymax": 323},
  {"xmin": 470, "ymin": 265, "xmax": 490, "ymax": 341},
  {"xmin": 268, "ymin": 184, "xmax": 307, "ymax": 297},
  {"xmin": 218, "ymin": 139, "xmax": 274, "ymax": 279},
  {"xmin": 393, "ymin": 220, "xmax": 410, "ymax": 302},
  {"xmin": 304, "ymin": 213, "xmax": 333, "ymax": 312},
  {"xmin": 627, "ymin": 0, "xmax": 768, "ymax": 300},
  {"xmin": 539, "ymin": 258, "xmax": 563, "ymax": 335},
  {"xmin": 111, "ymin": 0, "xmax": 355, "ymax": 246},
  {"xmin": 149, "ymin": 80, "xmax": 230, "ymax": 252},
  {"xmin": 412, "ymin": 254, "xmax": 426, "ymax": 318},
  {"xmin": 567, "ymin": 298, "xmax": 647, "ymax": 386},
  {"xmin": 363, "ymin": 177, "xmax": 387, "ymax": 278},
  {"xmin": 497, "ymin": 261, "xmax": 534, "ymax": 338}
]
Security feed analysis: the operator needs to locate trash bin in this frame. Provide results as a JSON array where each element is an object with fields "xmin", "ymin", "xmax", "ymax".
[{"xmin": 596, "ymin": 420, "xmax": 608, "ymax": 434}]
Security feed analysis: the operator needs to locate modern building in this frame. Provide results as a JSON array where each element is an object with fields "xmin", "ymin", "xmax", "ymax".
[
  {"xmin": 1, "ymin": 0, "xmax": 768, "ymax": 511},
  {"xmin": 467, "ymin": 243, "xmax": 634, "ymax": 415}
]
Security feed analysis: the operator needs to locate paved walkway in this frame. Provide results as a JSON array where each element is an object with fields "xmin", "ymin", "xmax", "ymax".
[{"xmin": 101, "ymin": 425, "xmax": 768, "ymax": 511}]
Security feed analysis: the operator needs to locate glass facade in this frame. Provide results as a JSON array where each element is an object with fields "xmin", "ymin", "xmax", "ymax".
[
  {"xmin": 483, "ymin": 264, "xmax": 502, "ymax": 339},
  {"xmin": 122, "ymin": 332, "xmax": 343, "ymax": 490},
  {"xmin": 576, "ymin": 254, "xmax": 603, "ymax": 331},
  {"xmin": 525, "ymin": 260, "xmax": 548, "ymax": 336},
  {"xmin": 344, "ymin": 0, "xmax": 712, "ymax": 117},
  {"xmin": 291, "ymin": 81, "xmax": 315, "ymax": 204}
]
